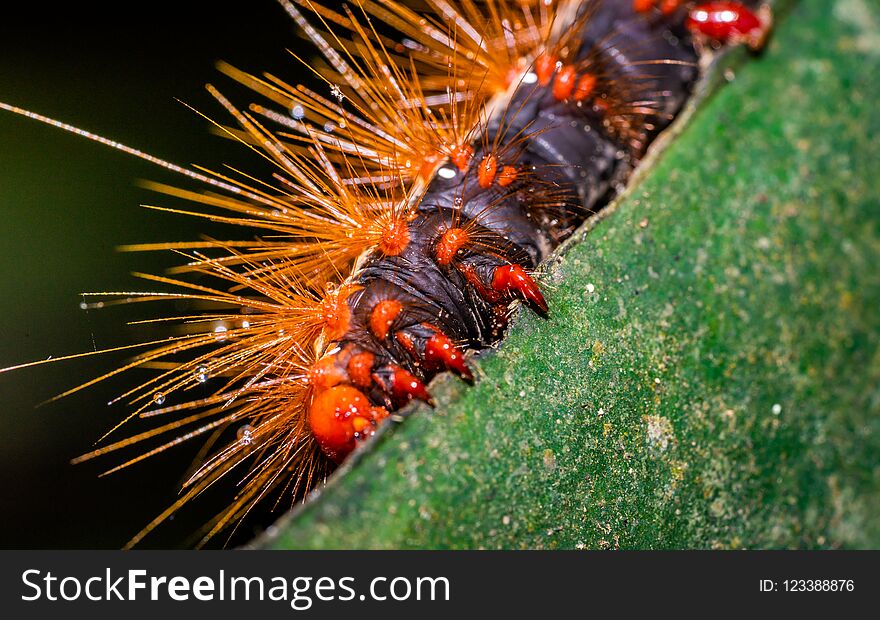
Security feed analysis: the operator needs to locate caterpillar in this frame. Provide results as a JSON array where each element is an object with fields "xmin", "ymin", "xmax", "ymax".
[{"xmin": 0, "ymin": 0, "xmax": 771, "ymax": 547}]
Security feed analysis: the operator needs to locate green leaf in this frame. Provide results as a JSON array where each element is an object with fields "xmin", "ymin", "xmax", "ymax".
[{"xmin": 259, "ymin": 0, "xmax": 880, "ymax": 550}]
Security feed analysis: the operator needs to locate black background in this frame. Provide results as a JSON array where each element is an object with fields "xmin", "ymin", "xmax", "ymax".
[{"xmin": 0, "ymin": 1, "xmax": 319, "ymax": 549}]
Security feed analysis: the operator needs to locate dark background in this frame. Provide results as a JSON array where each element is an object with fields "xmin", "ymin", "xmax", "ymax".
[{"xmin": 0, "ymin": 1, "xmax": 318, "ymax": 548}]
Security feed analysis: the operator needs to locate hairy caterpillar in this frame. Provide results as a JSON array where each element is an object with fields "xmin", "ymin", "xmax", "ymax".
[{"xmin": 0, "ymin": 0, "xmax": 770, "ymax": 547}]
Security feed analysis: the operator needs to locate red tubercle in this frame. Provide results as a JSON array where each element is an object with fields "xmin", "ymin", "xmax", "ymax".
[
  {"xmin": 395, "ymin": 330, "xmax": 416, "ymax": 354},
  {"xmin": 378, "ymin": 218, "xmax": 410, "ymax": 256},
  {"xmin": 458, "ymin": 262, "xmax": 549, "ymax": 317},
  {"xmin": 492, "ymin": 264, "xmax": 549, "ymax": 317},
  {"xmin": 394, "ymin": 324, "xmax": 473, "ymax": 384},
  {"xmin": 478, "ymin": 156, "xmax": 519, "ymax": 189},
  {"xmin": 369, "ymin": 299, "xmax": 403, "ymax": 341},
  {"xmin": 347, "ymin": 351, "xmax": 375, "ymax": 388},
  {"xmin": 686, "ymin": 2, "xmax": 769, "ymax": 49},
  {"xmin": 552, "ymin": 65, "xmax": 578, "ymax": 101},
  {"xmin": 435, "ymin": 227, "xmax": 470, "ymax": 266},
  {"xmin": 534, "ymin": 53, "xmax": 557, "ymax": 87},
  {"xmin": 478, "ymin": 154, "xmax": 498, "ymax": 189},
  {"xmin": 574, "ymin": 73, "xmax": 597, "ymax": 102},
  {"xmin": 496, "ymin": 166, "xmax": 518, "ymax": 187},
  {"xmin": 308, "ymin": 385, "xmax": 388, "ymax": 463},
  {"xmin": 450, "ymin": 143, "xmax": 474, "ymax": 172},
  {"xmin": 424, "ymin": 328, "xmax": 474, "ymax": 383},
  {"xmin": 373, "ymin": 365, "xmax": 434, "ymax": 407},
  {"xmin": 660, "ymin": 0, "xmax": 683, "ymax": 15}
]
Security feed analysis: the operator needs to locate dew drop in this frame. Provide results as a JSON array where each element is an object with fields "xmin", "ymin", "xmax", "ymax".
[
  {"xmin": 237, "ymin": 424, "xmax": 254, "ymax": 446},
  {"xmin": 195, "ymin": 366, "xmax": 209, "ymax": 383},
  {"xmin": 291, "ymin": 104, "xmax": 305, "ymax": 119},
  {"xmin": 153, "ymin": 392, "xmax": 166, "ymax": 406},
  {"xmin": 214, "ymin": 325, "xmax": 228, "ymax": 341}
]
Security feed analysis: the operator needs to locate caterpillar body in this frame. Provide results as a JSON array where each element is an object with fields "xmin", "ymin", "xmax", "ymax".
[
  {"xmin": 308, "ymin": 1, "xmax": 703, "ymax": 462},
  {"xmin": 1, "ymin": 0, "xmax": 771, "ymax": 546}
]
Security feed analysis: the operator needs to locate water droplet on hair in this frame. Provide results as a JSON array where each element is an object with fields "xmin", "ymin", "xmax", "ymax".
[
  {"xmin": 195, "ymin": 366, "xmax": 209, "ymax": 383},
  {"xmin": 237, "ymin": 425, "xmax": 254, "ymax": 446},
  {"xmin": 153, "ymin": 392, "xmax": 166, "ymax": 406}
]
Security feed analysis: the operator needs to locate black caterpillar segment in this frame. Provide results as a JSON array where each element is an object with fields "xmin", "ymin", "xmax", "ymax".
[{"xmin": 308, "ymin": 1, "xmax": 701, "ymax": 461}]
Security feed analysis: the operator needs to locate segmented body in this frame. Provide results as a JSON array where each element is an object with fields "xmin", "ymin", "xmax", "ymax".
[{"xmin": 307, "ymin": 1, "xmax": 700, "ymax": 461}]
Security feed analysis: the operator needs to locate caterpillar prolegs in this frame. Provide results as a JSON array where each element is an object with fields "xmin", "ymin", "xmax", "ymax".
[{"xmin": 0, "ymin": 0, "xmax": 771, "ymax": 546}]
